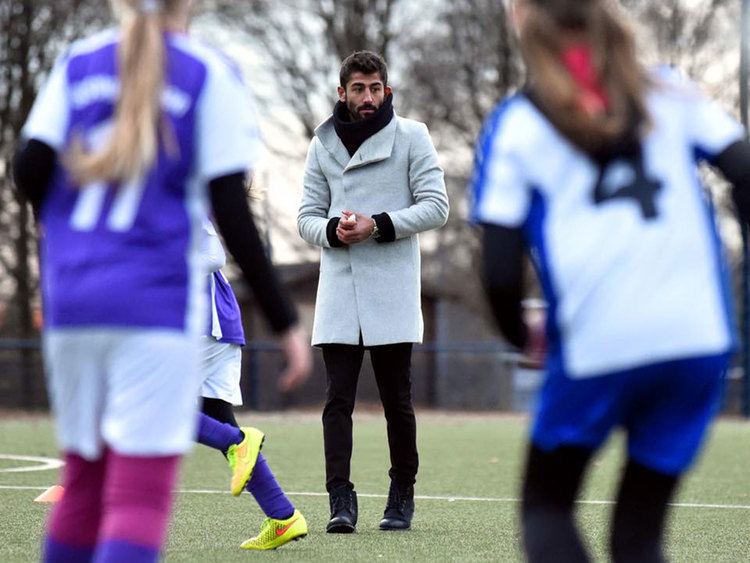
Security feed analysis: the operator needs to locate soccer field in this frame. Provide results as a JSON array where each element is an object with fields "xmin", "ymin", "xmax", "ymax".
[{"xmin": 0, "ymin": 412, "xmax": 748, "ymax": 562}]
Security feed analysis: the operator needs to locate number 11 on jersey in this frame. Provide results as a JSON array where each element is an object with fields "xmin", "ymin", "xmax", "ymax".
[{"xmin": 69, "ymin": 120, "xmax": 148, "ymax": 232}]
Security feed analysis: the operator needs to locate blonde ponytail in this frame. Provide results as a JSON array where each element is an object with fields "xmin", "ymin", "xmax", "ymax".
[{"xmin": 67, "ymin": 1, "xmax": 168, "ymax": 184}]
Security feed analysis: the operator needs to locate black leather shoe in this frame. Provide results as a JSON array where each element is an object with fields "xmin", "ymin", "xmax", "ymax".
[
  {"xmin": 326, "ymin": 486, "xmax": 358, "ymax": 533},
  {"xmin": 379, "ymin": 482, "xmax": 414, "ymax": 530}
]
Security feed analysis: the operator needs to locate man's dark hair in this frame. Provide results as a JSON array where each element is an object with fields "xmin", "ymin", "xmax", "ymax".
[{"xmin": 339, "ymin": 51, "xmax": 388, "ymax": 88}]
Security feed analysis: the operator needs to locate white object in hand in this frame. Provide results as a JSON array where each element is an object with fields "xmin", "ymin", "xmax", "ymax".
[{"xmin": 344, "ymin": 213, "xmax": 356, "ymax": 223}]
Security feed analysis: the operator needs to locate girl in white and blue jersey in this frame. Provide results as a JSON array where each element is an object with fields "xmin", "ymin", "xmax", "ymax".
[
  {"xmin": 13, "ymin": 1, "xmax": 309, "ymax": 561},
  {"xmin": 472, "ymin": 1, "xmax": 750, "ymax": 561}
]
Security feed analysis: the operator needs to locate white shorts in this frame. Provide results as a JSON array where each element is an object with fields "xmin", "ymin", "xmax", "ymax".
[
  {"xmin": 200, "ymin": 337, "xmax": 243, "ymax": 406},
  {"xmin": 43, "ymin": 328, "xmax": 203, "ymax": 460}
]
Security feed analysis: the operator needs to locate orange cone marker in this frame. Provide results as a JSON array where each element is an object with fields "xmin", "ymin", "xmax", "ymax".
[{"xmin": 34, "ymin": 485, "xmax": 64, "ymax": 503}]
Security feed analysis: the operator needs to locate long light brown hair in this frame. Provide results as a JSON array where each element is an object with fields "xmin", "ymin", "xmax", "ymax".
[
  {"xmin": 67, "ymin": 0, "xmax": 185, "ymax": 183},
  {"xmin": 517, "ymin": 0, "xmax": 650, "ymax": 152}
]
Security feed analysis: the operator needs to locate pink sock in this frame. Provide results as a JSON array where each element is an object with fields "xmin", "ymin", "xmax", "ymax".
[
  {"xmin": 98, "ymin": 451, "xmax": 181, "ymax": 550},
  {"xmin": 47, "ymin": 453, "xmax": 106, "ymax": 547}
]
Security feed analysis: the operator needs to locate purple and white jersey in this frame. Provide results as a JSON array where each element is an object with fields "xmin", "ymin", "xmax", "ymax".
[
  {"xmin": 203, "ymin": 221, "xmax": 246, "ymax": 345},
  {"xmin": 22, "ymin": 29, "xmax": 263, "ymax": 333}
]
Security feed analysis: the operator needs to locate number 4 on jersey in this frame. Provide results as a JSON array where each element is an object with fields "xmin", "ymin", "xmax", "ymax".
[{"xmin": 592, "ymin": 153, "xmax": 662, "ymax": 220}]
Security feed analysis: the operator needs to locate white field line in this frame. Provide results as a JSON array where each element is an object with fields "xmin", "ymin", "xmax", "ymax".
[
  {"xmin": 0, "ymin": 484, "xmax": 748, "ymax": 511},
  {"xmin": 0, "ymin": 454, "xmax": 65, "ymax": 473}
]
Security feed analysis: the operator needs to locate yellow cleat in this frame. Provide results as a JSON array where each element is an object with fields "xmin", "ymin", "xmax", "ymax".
[
  {"xmin": 240, "ymin": 509, "xmax": 308, "ymax": 550},
  {"xmin": 227, "ymin": 427, "xmax": 265, "ymax": 496}
]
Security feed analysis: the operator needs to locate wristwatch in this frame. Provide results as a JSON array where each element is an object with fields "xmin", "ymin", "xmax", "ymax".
[{"xmin": 370, "ymin": 218, "xmax": 380, "ymax": 240}]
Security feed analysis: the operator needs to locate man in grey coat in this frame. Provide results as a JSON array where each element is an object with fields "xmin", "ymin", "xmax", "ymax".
[{"xmin": 298, "ymin": 51, "xmax": 449, "ymax": 533}]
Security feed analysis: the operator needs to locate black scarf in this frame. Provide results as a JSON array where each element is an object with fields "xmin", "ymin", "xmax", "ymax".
[{"xmin": 333, "ymin": 93, "xmax": 395, "ymax": 157}]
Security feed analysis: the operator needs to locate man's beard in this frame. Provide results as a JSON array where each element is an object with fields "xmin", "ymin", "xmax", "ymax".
[{"xmin": 347, "ymin": 100, "xmax": 378, "ymax": 121}]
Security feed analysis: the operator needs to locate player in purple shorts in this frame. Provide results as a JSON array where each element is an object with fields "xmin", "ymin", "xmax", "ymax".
[
  {"xmin": 12, "ymin": 0, "xmax": 310, "ymax": 561},
  {"xmin": 195, "ymin": 220, "xmax": 309, "ymax": 549},
  {"xmin": 472, "ymin": 0, "xmax": 750, "ymax": 561}
]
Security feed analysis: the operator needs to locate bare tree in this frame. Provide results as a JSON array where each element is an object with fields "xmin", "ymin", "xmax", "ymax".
[
  {"xmin": 623, "ymin": 0, "xmax": 736, "ymax": 80},
  {"xmin": 397, "ymin": 0, "xmax": 741, "ymax": 312},
  {"xmin": 402, "ymin": 0, "xmax": 736, "ymax": 156},
  {"xmin": 0, "ymin": 0, "xmax": 739, "ymax": 332},
  {"xmin": 0, "ymin": 1, "xmax": 106, "ymax": 340},
  {"xmin": 211, "ymin": 0, "xmax": 740, "ymax": 309},
  {"xmin": 393, "ymin": 1, "xmax": 523, "ymax": 308},
  {"xmin": 400, "ymin": 0, "xmax": 521, "ymax": 145},
  {"xmin": 213, "ymin": 0, "xmax": 400, "ymax": 140},
  {"xmin": 622, "ymin": 0, "xmax": 742, "ymax": 258},
  {"xmin": 203, "ymin": 0, "xmax": 406, "ymax": 264}
]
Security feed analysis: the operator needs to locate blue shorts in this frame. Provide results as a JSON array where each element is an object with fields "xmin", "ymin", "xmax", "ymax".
[{"xmin": 531, "ymin": 353, "xmax": 729, "ymax": 475}]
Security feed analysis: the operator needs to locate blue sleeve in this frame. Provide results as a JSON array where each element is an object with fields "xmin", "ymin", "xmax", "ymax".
[{"xmin": 470, "ymin": 96, "xmax": 531, "ymax": 227}]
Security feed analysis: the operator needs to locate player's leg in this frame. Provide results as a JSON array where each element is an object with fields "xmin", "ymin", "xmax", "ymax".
[
  {"xmin": 321, "ymin": 343, "xmax": 365, "ymax": 533},
  {"xmin": 196, "ymin": 409, "xmax": 242, "ymax": 450},
  {"xmin": 43, "ymin": 454, "xmax": 106, "ymax": 562},
  {"xmin": 523, "ymin": 365, "xmax": 622, "ymax": 562},
  {"xmin": 195, "ymin": 411, "xmax": 264, "ymax": 496},
  {"xmin": 609, "ymin": 460, "xmax": 678, "ymax": 563},
  {"xmin": 198, "ymin": 401, "xmax": 306, "ymax": 550},
  {"xmin": 200, "ymin": 345, "xmax": 289, "ymax": 514},
  {"xmin": 92, "ymin": 330, "xmax": 201, "ymax": 562},
  {"xmin": 615, "ymin": 353, "xmax": 729, "ymax": 563},
  {"xmin": 370, "ymin": 342, "xmax": 417, "ymax": 530},
  {"xmin": 201, "ymin": 396, "xmax": 239, "ymax": 426},
  {"xmin": 199, "ymin": 340, "xmax": 264, "ymax": 495},
  {"xmin": 41, "ymin": 330, "xmax": 108, "ymax": 562},
  {"xmin": 522, "ymin": 445, "xmax": 593, "ymax": 563},
  {"xmin": 95, "ymin": 451, "xmax": 180, "ymax": 562},
  {"xmin": 200, "ymin": 344, "xmax": 305, "ymax": 548}
]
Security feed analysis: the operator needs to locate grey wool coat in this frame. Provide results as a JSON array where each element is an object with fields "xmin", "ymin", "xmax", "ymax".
[{"xmin": 298, "ymin": 113, "xmax": 449, "ymax": 346}]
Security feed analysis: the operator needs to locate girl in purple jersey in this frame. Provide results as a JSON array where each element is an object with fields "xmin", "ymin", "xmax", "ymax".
[{"xmin": 13, "ymin": 1, "xmax": 310, "ymax": 561}]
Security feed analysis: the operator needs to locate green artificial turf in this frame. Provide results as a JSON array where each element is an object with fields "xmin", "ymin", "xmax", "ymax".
[{"xmin": 0, "ymin": 412, "xmax": 748, "ymax": 561}]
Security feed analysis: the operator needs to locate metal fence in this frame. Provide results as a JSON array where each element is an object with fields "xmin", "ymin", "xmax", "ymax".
[{"xmin": 1, "ymin": 339, "xmax": 747, "ymax": 416}]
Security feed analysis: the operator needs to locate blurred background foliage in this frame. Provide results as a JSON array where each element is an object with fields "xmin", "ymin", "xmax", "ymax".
[{"xmin": 0, "ymin": 0, "xmax": 741, "ymax": 337}]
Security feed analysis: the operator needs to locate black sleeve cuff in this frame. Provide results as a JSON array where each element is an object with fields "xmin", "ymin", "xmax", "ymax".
[
  {"xmin": 13, "ymin": 139, "xmax": 57, "ymax": 214},
  {"xmin": 715, "ymin": 140, "xmax": 750, "ymax": 224},
  {"xmin": 326, "ymin": 217, "xmax": 345, "ymax": 247},
  {"xmin": 372, "ymin": 212, "xmax": 396, "ymax": 243}
]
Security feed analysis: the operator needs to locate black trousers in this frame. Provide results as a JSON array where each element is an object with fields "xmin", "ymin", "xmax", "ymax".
[{"xmin": 321, "ymin": 342, "xmax": 418, "ymax": 492}]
